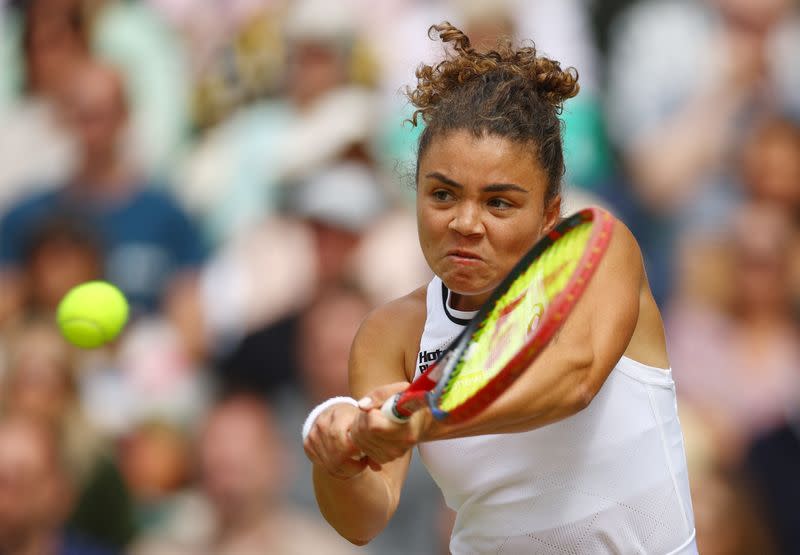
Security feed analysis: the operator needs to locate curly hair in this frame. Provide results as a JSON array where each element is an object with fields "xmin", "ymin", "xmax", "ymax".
[{"xmin": 408, "ymin": 22, "xmax": 579, "ymax": 201}]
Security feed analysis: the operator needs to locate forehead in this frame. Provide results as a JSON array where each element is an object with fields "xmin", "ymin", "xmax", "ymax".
[{"xmin": 418, "ymin": 130, "xmax": 546, "ymax": 190}]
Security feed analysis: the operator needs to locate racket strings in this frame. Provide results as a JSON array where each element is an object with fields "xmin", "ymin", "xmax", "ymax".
[{"xmin": 438, "ymin": 222, "xmax": 594, "ymax": 411}]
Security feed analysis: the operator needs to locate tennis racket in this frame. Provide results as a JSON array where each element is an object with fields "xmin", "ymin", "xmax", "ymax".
[{"xmin": 382, "ymin": 206, "xmax": 615, "ymax": 424}]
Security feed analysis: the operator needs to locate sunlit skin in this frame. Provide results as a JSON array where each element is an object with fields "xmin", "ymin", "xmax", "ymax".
[{"xmin": 416, "ymin": 130, "xmax": 561, "ymax": 311}]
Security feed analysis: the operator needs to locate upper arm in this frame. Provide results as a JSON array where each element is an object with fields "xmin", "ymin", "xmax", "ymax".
[
  {"xmin": 348, "ymin": 292, "xmax": 425, "ymax": 398},
  {"xmin": 579, "ymin": 218, "xmax": 644, "ymax": 398}
]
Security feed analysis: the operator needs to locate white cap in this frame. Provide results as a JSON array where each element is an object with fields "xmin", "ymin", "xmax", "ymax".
[
  {"xmin": 284, "ymin": 0, "xmax": 357, "ymax": 42},
  {"xmin": 285, "ymin": 161, "xmax": 388, "ymax": 232}
]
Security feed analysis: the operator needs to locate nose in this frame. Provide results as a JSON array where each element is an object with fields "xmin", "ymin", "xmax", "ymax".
[{"xmin": 448, "ymin": 202, "xmax": 485, "ymax": 237}]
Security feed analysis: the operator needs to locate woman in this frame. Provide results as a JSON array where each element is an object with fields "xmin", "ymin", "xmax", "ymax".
[{"xmin": 303, "ymin": 23, "xmax": 697, "ymax": 554}]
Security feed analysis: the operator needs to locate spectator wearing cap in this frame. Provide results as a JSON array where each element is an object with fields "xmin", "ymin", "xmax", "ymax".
[{"xmin": 210, "ymin": 160, "xmax": 389, "ymax": 396}]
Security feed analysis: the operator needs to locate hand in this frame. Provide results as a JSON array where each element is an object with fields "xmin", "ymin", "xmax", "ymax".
[
  {"xmin": 304, "ymin": 402, "xmax": 370, "ymax": 480},
  {"xmin": 350, "ymin": 382, "xmax": 433, "ymax": 466}
]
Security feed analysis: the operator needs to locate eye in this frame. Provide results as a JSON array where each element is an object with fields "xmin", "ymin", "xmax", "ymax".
[
  {"xmin": 487, "ymin": 197, "xmax": 513, "ymax": 210},
  {"xmin": 432, "ymin": 189, "xmax": 455, "ymax": 202}
]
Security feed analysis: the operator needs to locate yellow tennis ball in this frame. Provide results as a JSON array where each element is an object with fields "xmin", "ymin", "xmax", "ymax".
[{"xmin": 57, "ymin": 281, "xmax": 129, "ymax": 349}]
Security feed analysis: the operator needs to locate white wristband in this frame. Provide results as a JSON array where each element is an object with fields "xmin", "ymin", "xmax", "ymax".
[{"xmin": 302, "ymin": 396, "xmax": 358, "ymax": 441}]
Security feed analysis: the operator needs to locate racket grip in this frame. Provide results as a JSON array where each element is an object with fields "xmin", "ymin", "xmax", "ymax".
[{"xmin": 381, "ymin": 394, "xmax": 410, "ymax": 424}]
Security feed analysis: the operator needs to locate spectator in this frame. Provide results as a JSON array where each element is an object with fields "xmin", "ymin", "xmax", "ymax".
[
  {"xmin": 0, "ymin": 317, "xmax": 136, "ymax": 549},
  {"xmin": 608, "ymin": 0, "xmax": 800, "ymax": 212},
  {"xmin": 667, "ymin": 201, "xmax": 800, "ymax": 463},
  {"xmin": 89, "ymin": 0, "xmax": 191, "ymax": 175},
  {"xmin": 119, "ymin": 420, "xmax": 192, "ymax": 536},
  {"xmin": 0, "ymin": 61, "xmax": 207, "ymax": 352},
  {"xmin": 177, "ymin": 0, "xmax": 379, "ymax": 242},
  {"xmin": 0, "ymin": 214, "xmax": 102, "ymax": 330},
  {"xmin": 203, "ymin": 160, "xmax": 397, "ymax": 365},
  {"xmin": 605, "ymin": 0, "xmax": 800, "ymax": 300},
  {"xmin": 0, "ymin": 0, "xmax": 190, "ymax": 178},
  {"xmin": 20, "ymin": 215, "xmax": 102, "ymax": 319},
  {"xmin": 0, "ymin": 414, "xmax": 118, "ymax": 555},
  {"xmin": 740, "ymin": 116, "xmax": 800, "ymax": 215},
  {"xmin": 218, "ymin": 281, "xmax": 372, "ymax": 399},
  {"xmin": 131, "ymin": 394, "xmax": 360, "ymax": 555},
  {"xmin": 0, "ymin": 0, "xmax": 86, "ymax": 214}
]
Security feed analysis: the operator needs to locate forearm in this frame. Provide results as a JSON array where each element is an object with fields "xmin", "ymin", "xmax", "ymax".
[
  {"xmin": 628, "ymin": 85, "xmax": 746, "ymax": 211},
  {"xmin": 312, "ymin": 456, "xmax": 406, "ymax": 545},
  {"xmin": 423, "ymin": 350, "xmax": 595, "ymax": 441}
]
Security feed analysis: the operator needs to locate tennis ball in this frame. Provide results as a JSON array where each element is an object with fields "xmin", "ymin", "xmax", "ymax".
[{"xmin": 57, "ymin": 281, "xmax": 129, "ymax": 349}]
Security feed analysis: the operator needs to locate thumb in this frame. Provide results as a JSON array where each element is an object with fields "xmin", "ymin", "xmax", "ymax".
[{"xmin": 357, "ymin": 381, "xmax": 409, "ymax": 411}]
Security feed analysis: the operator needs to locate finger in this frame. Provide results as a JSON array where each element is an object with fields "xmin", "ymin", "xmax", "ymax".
[
  {"xmin": 316, "ymin": 434, "xmax": 369, "ymax": 478},
  {"xmin": 350, "ymin": 424, "xmax": 388, "ymax": 463},
  {"xmin": 351, "ymin": 413, "xmax": 406, "ymax": 464},
  {"xmin": 357, "ymin": 381, "xmax": 411, "ymax": 411},
  {"xmin": 347, "ymin": 430, "xmax": 366, "ymax": 461},
  {"xmin": 303, "ymin": 438, "xmax": 324, "ymax": 467},
  {"xmin": 315, "ymin": 426, "xmax": 358, "ymax": 470}
]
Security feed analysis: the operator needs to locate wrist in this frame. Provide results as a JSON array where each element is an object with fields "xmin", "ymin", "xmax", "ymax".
[{"xmin": 302, "ymin": 396, "xmax": 358, "ymax": 440}]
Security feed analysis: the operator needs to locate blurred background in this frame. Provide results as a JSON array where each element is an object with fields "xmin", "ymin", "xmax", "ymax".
[{"xmin": 0, "ymin": 0, "xmax": 797, "ymax": 553}]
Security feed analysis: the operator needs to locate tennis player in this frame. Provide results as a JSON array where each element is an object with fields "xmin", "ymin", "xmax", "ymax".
[{"xmin": 303, "ymin": 23, "xmax": 697, "ymax": 554}]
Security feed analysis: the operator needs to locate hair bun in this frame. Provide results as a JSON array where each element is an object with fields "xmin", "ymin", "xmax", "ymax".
[
  {"xmin": 529, "ymin": 56, "xmax": 579, "ymax": 109},
  {"xmin": 417, "ymin": 22, "xmax": 579, "ymax": 113}
]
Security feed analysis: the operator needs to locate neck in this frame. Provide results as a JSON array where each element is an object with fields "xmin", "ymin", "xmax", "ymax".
[
  {"xmin": 72, "ymin": 155, "xmax": 131, "ymax": 196},
  {"xmin": 449, "ymin": 291, "xmax": 487, "ymax": 312}
]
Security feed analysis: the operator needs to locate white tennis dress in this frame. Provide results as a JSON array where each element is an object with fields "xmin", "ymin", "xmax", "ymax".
[{"xmin": 415, "ymin": 277, "xmax": 698, "ymax": 554}]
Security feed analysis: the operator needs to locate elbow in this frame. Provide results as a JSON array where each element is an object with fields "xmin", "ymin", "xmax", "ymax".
[
  {"xmin": 568, "ymin": 374, "xmax": 601, "ymax": 414},
  {"xmin": 572, "ymin": 382, "xmax": 595, "ymax": 412},
  {"xmin": 563, "ymin": 352, "xmax": 600, "ymax": 414}
]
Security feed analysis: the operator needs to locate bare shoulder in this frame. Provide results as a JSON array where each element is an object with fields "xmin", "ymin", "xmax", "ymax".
[
  {"xmin": 349, "ymin": 286, "xmax": 428, "ymax": 397},
  {"xmin": 598, "ymin": 213, "xmax": 668, "ymax": 367},
  {"xmin": 603, "ymin": 217, "xmax": 645, "ymax": 284}
]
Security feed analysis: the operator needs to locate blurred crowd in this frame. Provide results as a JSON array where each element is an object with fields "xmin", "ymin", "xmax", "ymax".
[{"xmin": 0, "ymin": 0, "xmax": 797, "ymax": 554}]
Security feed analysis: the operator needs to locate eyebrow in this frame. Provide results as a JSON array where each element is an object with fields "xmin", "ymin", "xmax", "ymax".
[{"xmin": 425, "ymin": 172, "xmax": 529, "ymax": 194}]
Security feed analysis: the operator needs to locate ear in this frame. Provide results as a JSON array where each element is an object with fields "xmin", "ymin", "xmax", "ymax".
[{"xmin": 542, "ymin": 195, "xmax": 562, "ymax": 234}]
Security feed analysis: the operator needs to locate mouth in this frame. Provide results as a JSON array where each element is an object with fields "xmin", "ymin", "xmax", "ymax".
[{"xmin": 446, "ymin": 249, "xmax": 483, "ymax": 263}]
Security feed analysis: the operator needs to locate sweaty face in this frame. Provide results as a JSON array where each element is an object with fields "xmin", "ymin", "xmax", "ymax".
[{"xmin": 416, "ymin": 131, "xmax": 560, "ymax": 310}]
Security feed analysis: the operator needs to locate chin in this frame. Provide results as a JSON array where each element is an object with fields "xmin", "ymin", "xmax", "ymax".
[{"xmin": 440, "ymin": 271, "xmax": 496, "ymax": 297}]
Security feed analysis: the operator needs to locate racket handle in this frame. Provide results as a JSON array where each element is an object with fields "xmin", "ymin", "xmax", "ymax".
[{"xmin": 381, "ymin": 394, "xmax": 410, "ymax": 424}]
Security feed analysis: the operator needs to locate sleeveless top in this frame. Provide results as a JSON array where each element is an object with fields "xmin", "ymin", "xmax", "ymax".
[{"xmin": 415, "ymin": 277, "xmax": 698, "ymax": 554}]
